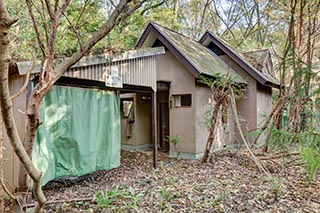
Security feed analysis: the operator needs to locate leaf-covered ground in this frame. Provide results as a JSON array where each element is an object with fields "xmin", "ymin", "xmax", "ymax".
[{"xmin": 42, "ymin": 149, "xmax": 319, "ymax": 212}]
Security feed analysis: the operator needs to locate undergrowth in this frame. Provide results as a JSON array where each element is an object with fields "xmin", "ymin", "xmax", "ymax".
[{"xmin": 267, "ymin": 128, "xmax": 320, "ymax": 181}]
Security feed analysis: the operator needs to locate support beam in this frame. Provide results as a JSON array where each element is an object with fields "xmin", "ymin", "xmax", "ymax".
[{"xmin": 151, "ymin": 92, "xmax": 158, "ymax": 168}]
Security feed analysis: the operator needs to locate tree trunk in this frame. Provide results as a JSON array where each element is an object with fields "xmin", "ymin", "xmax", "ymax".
[
  {"xmin": 0, "ymin": 2, "xmax": 46, "ymax": 212},
  {"xmin": 0, "ymin": 109, "xmax": 3, "ymax": 213},
  {"xmin": 202, "ymin": 100, "xmax": 223, "ymax": 163},
  {"xmin": 229, "ymin": 89, "xmax": 269, "ymax": 174},
  {"xmin": 1, "ymin": 0, "xmax": 146, "ymax": 212}
]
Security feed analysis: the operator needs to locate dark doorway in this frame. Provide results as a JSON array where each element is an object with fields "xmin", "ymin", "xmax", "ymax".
[{"xmin": 157, "ymin": 82, "xmax": 170, "ymax": 152}]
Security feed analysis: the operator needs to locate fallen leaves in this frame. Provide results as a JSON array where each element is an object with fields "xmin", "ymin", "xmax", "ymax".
[{"xmin": 39, "ymin": 149, "xmax": 320, "ymax": 212}]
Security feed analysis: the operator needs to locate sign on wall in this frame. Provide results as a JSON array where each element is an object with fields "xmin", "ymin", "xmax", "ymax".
[{"xmin": 105, "ymin": 66, "xmax": 123, "ymax": 88}]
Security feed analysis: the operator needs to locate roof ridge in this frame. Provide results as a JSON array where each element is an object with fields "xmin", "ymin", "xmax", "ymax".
[
  {"xmin": 201, "ymin": 31, "xmax": 279, "ymax": 87},
  {"xmin": 142, "ymin": 22, "xmax": 246, "ymax": 85},
  {"xmin": 243, "ymin": 49, "xmax": 270, "ymax": 54},
  {"xmin": 150, "ymin": 22, "xmax": 200, "ymax": 44}
]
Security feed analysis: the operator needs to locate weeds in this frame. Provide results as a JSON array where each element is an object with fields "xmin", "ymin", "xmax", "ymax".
[
  {"xmin": 300, "ymin": 147, "xmax": 320, "ymax": 181},
  {"xmin": 204, "ymin": 190, "xmax": 231, "ymax": 208},
  {"xmin": 167, "ymin": 135, "xmax": 181, "ymax": 156},
  {"xmin": 266, "ymin": 128, "xmax": 320, "ymax": 181},
  {"xmin": 94, "ymin": 187, "xmax": 142, "ymax": 210}
]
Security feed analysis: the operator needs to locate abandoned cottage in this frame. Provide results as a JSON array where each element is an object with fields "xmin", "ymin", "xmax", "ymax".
[{"xmin": 2, "ymin": 22, "xmax": 278, "ymax": 191}]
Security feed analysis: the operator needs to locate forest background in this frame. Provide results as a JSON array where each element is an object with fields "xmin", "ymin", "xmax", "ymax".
[{"xmin": 0, "ymin": 0, "xmax": 319, "ymax": 212}]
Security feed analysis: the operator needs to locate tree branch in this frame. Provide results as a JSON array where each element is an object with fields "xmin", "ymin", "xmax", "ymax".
[
  {"xmin": 0, "ymin": 2, "xmax": 46, "ymax": 213},
  {"xmin": 10, "ymin": 60, "xmax": 35, "ymax": 100},
  {"xmin": 61, "ymin": 11, "xmax": 83, "ymax": 51},
  {"xmin": 51, "ymin": 0, "xmax": 145, "ymax": 82},
  {"xmin": 26, "ymin": 0, "xmax": 47, "ymax": 57}
]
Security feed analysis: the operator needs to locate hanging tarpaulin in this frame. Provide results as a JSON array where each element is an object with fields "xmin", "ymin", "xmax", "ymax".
[{"xmin": 32, "ymin": 85, "xmax": 120, "ymax": 186}]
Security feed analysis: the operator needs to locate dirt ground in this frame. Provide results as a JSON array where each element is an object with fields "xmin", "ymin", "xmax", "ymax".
[{"xmin": 30, "ymin": 149, "xmax": 320, "ymax": 212}]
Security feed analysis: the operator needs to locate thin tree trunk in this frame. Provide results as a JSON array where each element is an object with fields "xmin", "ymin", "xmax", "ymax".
[
  {"xmin": 0, "ymin": 2, "xmax": 46, "ymax": 213},
  {"xmin": 0, "ymin": 109, "xmax": 3, "ymax": 213},
  {"xmin": 229, "ymin": 89, "xmax": 269, "ymax": 174},
  {"xmin": 195, "ymin": 0, "xmax": 210, "ymax": 38},
  {"xmin": 172, "ymin": 0, "xmax": 179, "ymax": 29},
  {"xmin": 1, "ymin": 0, "xmax": 146, "ymax": 212},
  {"xmin": 202, "ymin": 100, "xmax": 223, "ymax": 163}
]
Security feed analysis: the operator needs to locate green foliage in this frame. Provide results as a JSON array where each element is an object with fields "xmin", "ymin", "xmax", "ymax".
[
  {"xmin": 300, "ymin": 147, "xmax": 320, "ymax": 181},
  {"xmin": 166, "ymin": 135, "xmax": 181, "ymax": 146},
  {"xmin": 204, "ymin": 190, "xmax": 231, "ymax": 208},
  {"xmin": 5, "ymin": 0, "xmax": 109, "ymax": 59},
  {"xmin": 94, "ymin": 189, "xmax": 116, "ymax": 207},
  {"xmin": 198, "ymin": 75, "xmax": 247, "ymax": 99},
  {"xmin": 201, "ymin": 108, "xmax": 213, "ymax": 130},
  {"xmin": 265, "ymin": 175, "xmax": 282, "ymax": 196},
  {"xmin": 3, "ymin": 192, "xmax": 10, "ymax": 200},
  {"xmin": 267, "ymin": 128, "xmax": 320, "ymax": 181},
  {"xmin": 94, "ymin": 187, "xmax": 142, "ymax": 210},
  {"xmin": 268, "ymin": 128, "xmax": 320, "ymax": 150},
  {"xmin": 167, "ymin": 135, "xmax": 181, "ymax": 156},
  {"xmin": 156, "ymin": 186, "xmax": 176, "ymax": 211}
]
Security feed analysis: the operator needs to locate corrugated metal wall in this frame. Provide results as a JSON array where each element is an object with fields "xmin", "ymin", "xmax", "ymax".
[
  {"xmin": 63, "ymin": 55, "xmax": 157, "ymax": 91},
  {"xmin": 3, "ymin": 73, "xmax": 27, "ymax": 191},
  {"xmin": 3, "ymin": 53, "xmax": 159, "ymax": 191}
]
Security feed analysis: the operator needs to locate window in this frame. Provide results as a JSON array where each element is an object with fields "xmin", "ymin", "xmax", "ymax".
[
  {"xmin": 173, "ymin": 94, "xmax": 192, "ymax": 107},
  {"xmin": 121, "ymin": 98, "xmax": 133, "ymax": 118}
]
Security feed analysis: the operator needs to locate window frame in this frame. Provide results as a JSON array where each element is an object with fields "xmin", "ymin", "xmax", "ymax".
[
  {"xmin": 120, "ymin": 98, "xmax": 134, "ymax": 118},
  {"xmin": 172, "ymin": 94, "xmax": 192, "ymax": 108}
]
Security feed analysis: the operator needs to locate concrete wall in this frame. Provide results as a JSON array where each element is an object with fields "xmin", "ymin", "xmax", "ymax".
[
  {"xmin": 156, "ymin": 52, "xmax": 197, "ymax": 157},
  {"xmin": 194, "ymin": 86, "xmax": 211, "ymax": 155},
  {"xmin": 256, "ymin": 84, "xmax": 273, "ymax": 143},
  {"xmin": 194, "ymin": 85, "xmax": 236, "ymax": 155},
  {"xmin": 220, "ymin": 55, "xmax": 257, "ymax": 143},
  {"xmin": 120, "ymin": 93, "xmax": 152, "ymax": 150},
  {"xmin": 3, "ymin": 73, "xmax": 27, "ymax": 191}
]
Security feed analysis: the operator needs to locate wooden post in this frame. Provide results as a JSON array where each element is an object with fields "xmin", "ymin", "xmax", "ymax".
[{"xmin": 151, "ymin": 92, "xmax": 158, "ymax": 168}]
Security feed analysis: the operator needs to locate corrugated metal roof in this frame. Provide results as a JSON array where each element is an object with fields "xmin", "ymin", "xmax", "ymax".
[{"xmin": 16, "ymin": 47, "xmax": 165, "ymax": 91}]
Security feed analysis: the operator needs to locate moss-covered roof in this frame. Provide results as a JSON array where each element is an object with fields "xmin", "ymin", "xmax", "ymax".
[
  {"xmin": 242, "ymin": 50, "xmax": 267, "ymax": 71},
  {"xmin": 151, "ymin": 23, "xmax": 246, "ymax": 85},
  {"xmin": 242, "ymin": 50, "xmax": 279, "ymax": 85},
  {"xmin": 200, "ymin": 31, "xmax": 279, "ymax": 87}
]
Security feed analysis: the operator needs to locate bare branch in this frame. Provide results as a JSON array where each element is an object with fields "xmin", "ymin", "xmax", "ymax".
[
  {"xmin": 44, "ymin": 0, "xmax": 54, "ymax": 19},
  {"xmin": 1, "ymin": 178, "xmax": 16, "ymax": 201},
  {"xmin": 39, "ymin": 0, "xmax": 50, "ymax": 44},
  {"xmin": 229, "ymin": 89, "xmax": 269, "ymax": 175},
  {"xmin": 73, "ymin": 0, "xmax": 90, "ymax": 27},
  {"xmin": 57, "ymin": 0, "xmax": 72, "ymax": 20},
  {"xmin": 140, "ymin": 0, "xmax": 166, "ymax": 16},
  {"xmin": 10, "ymin": 60, "xmax": 36, "ymax": 100},
  {"xmin": 51, "ymin": 0, "xmax": 146, "ymax": 82},
  {"xmin": 26, "ymin": 0, "xmax": 47, "ymax": 57},
  {"xmin": 61, "ymin": 11, "xmax": 83, "ymax": 51}
]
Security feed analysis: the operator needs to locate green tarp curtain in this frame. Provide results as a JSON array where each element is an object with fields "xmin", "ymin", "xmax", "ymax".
[{"xmin": 32, "ymin": 85, "xmax": 120, "ymax": 186}]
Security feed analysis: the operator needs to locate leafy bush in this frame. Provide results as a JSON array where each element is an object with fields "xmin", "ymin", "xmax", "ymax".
[{"xmin": 300, "ymin": 147, "xmax": 320, "ymax": 181}]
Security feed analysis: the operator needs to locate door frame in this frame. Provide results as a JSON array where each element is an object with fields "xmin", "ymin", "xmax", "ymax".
[{"xmin": 156, "ymin": 81, "xmax": 170, "ymax": 152}]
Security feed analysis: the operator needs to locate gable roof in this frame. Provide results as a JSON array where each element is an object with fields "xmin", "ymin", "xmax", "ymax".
[
  {"xmin": 243, "ymin": 49, "xmax": 269, "ymax": 71},
  {"xmin": 242, "ymin": 49, "xmax": 276, "ymax": 77},
  {"xmin": 199, "ymin": 31, "xmax": 279, "ymax": 88},
  {"xmin": 136, "ymin": 22, "xmax": 246, "ymax": 85}
]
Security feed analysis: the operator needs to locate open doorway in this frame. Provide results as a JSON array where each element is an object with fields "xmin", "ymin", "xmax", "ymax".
[{"xmin": 157, "ymin": 81, "xmax": 170, "ymax": 152}]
